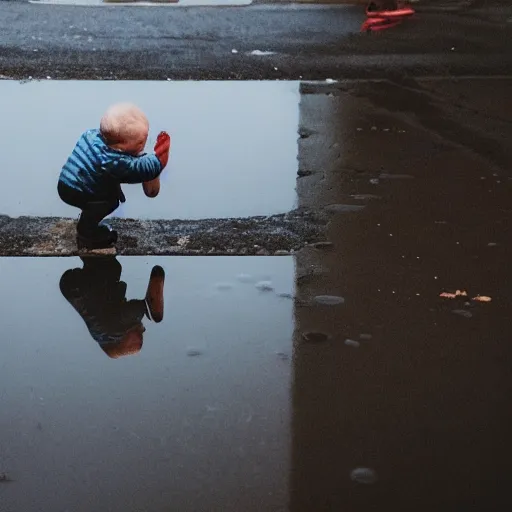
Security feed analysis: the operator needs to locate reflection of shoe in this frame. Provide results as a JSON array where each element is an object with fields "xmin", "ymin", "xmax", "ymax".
[
  {"xmin": 145, "ymin": 265, "xmax": 165, "ymax": 323},
  {"xmin": 77, "ymin": 229, "xmax": 118, "ymax": 250}
]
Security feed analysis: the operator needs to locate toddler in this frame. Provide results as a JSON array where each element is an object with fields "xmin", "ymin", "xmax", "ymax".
[{"xmin": 57, "ymin": 102, "xmax": 170, "ymax": 249}]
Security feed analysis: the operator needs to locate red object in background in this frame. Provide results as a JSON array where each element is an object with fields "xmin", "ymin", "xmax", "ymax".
[
  {"xmin": 361, "ymin": 18, "xmax": 403, "ymax": 32},
  {"xmin": 362, "ymin": 0, "xmax": 414, "ymax": 32},
  {"xmin": 366, "ymin": 7, "xmax": 415, "ymax": 18}
]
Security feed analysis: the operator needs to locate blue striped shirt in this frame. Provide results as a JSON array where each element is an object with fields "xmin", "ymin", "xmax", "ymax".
[{"xmin": 59, "ymin": 129, "xmax": 162, "ymax": 196}]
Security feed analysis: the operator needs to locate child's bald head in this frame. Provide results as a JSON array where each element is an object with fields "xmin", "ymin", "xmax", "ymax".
[
  {"xmin": 100, "ymin": 102, "xmax": 149, "ymax": 155},
  {"xmin": 101, "ymin": 324, "xmax": 145, "ymax": 359}
]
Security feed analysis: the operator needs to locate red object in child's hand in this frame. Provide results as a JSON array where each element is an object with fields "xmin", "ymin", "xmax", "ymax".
[
  {"xmin": 154, "ymin": 131, "xmax": 171, "ymax": 169},
  {"xmin": 143, "ymin": 131, "xmax": 171, "ymax": 199}
]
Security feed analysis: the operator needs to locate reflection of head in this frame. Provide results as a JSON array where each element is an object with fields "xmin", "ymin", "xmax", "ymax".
[
  {"xmin": 100, "ymin": 324, "xmax": 145, "ymax": 359},
  {"xmin": 100, "ymin": 102, "xmax": 149, "ymax": 155}
]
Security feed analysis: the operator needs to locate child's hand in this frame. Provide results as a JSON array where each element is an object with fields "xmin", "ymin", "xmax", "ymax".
[{"xmin": 154, "ymin": 131, "xmax": 171, "ymax": 169}]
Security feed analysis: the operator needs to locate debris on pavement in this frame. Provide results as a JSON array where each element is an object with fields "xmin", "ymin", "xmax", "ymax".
[
  {"xmin": 350, "ymin": 467, "xmax": 378, "ymax": 484},
  {"xmin": 452, "ymin": 309, "xmax": 473, "ymax": 319},
  {"xmin": 440, "ymin": 290, "xmax": 468, "ymax": 299},
  {"xmin": 249, "ymin": 50, "xmax": 276, "ymax": 56},
  {"xmin": 440, "ymin": 290, "xmax": 492, "ymax": 303},
  {"xmin": 472, "ymin": 295, "xmax": 492, "ymax": 303},
  {"xmin": 324, "ymin": 204, "xmax": 366, "ymax": 214},
  {"xmin": 313, "ymin": 295, "xmax": 345, "ymax": 306},
  {"xmin": 302, "ymin": 332, "xmax": 331, "ymax": 343}
]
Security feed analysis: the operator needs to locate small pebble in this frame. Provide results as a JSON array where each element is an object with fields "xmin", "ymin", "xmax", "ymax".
[
  {"xmin": 452, "ymin": 309, "xmax": 473, "ymax": 318},
  {"xmin": 311, "ymin": 241, "xmax": 334, "ymax": 249},
  {"xmin": 359, "ymin": 334, "xmax": 373, "ymax": 341},
  {"xmin": 325, "ymin": 204, "xmax": 365, "ymax": 214},
  {"xmin": 231, "ymin": 49, "xmax": 238, "ymax": 54},
  {"xmin": 350, "ymin": 468, "xmax": 378, "ymax": 484},
  {"xmin": 274, "ymin": 250, "xmax": 290, "ymax": 256},
  {"xmin": 488, "ymin": 243, "xmax": 497, "ymax": 247},
  {"xmin": 276, "ymin": 352, "xmax": 290, "ymax": 361},
  {"xmin": 344, "ymin": 339, "xmax": 360, "ymax": 348},
  {"xmin": 302, "ymin": 332, "xmax": 331, "ymax": 343},
  {"xmin": 255, "ymin": 281, "xmax": 274, "ymax": 291},
  {"xmin": 277, "ymin": 293, "xmax": 294, "ymax": 299},
  {"xmin": 187, "ymin": 349, "xmax": 203, "ymax": 357},
  {"xmin": 314, "ymin": 295, "xmax": 345, "ymax": 305},
  {"xmin": 351, "ymin": 194, "xmax": 380, "ymax": 200}
]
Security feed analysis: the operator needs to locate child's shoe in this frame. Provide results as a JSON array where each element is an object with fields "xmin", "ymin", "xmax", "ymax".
[{"xmin": 77, "ymin": 228, "xmax": 118, "ymax": 250}]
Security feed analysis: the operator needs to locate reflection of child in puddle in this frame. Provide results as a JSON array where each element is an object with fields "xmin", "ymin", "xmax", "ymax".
[{"xmin": 59, "ymin": 257, "xmax": 165, "ymax": 358}]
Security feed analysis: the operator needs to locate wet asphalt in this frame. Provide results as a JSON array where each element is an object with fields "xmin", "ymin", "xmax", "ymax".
[
  {"xmin": 1, "ymin": 2, "xmax": 512, "ymax": 79},
  {"xmin": 292, "ymin": 77, "xmax": 512, "ymax": 511},
  {"xmin": 2, "ymin": 1, "xmax": 512, "ymax": 511}
]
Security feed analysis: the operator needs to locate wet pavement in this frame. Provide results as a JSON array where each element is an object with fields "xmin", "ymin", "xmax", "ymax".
[
  {"xmin": 291, "ymin": 77, "xmax": 512, "ymax": 511},
  {"xmin": 0, "ymin": 80, "xmax": 299, "ymax": 220},
  {"xmin": 2, "ymin": 75, "xmax": 512, "ymax": 510},
  {"xmin": 2, "ymin": 2, "xmax": 512, "ymax": 80}
]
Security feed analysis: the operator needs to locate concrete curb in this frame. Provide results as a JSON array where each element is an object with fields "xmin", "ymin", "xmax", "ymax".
[{"xmin": 0, "ymin": 210, "xmax": 329, "ymax": 257}]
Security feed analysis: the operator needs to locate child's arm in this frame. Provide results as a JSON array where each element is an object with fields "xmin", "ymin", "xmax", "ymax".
[
  {"xmin": 109, "ymin": 154, "xmax": 163, "ymax": 184},
  {"xmin": 108, "ymin": 132, "xmax": 171, "ymax": 184}
]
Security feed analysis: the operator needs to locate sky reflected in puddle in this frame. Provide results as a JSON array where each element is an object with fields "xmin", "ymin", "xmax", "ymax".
[
  {"xmin": 0, "ymin": 255, "xmax": 293, "ymax": 512},
  {"xmin": 0, "ymin": 80, "xmax": 299, "ymax": 220}
]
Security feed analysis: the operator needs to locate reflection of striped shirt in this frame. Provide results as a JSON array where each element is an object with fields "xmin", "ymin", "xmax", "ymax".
[{"xmin": 59, "ymin": 129, "xmax": 162, "ymax": 196}]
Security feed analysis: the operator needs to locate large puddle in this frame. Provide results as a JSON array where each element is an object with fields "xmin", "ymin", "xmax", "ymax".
[
  {"xmin": 0, "ymin": 256, "xmax": 293, "ymax": 512},
  {"xmin": 0, "ymin": 81, "xmax": 299, "ymax": 219}
]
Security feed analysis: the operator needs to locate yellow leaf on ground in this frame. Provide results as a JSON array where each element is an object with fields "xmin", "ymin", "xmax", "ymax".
[
  {"xmin": 472, "ymin": 296, "xmax": 492, "ymax": 302},
  {"xmin": 440, "ymin": 290, "xmax": 468, "ymax": 299}
]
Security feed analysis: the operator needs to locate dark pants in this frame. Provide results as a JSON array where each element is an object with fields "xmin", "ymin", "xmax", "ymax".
[{"xmin": 58, "ymin": 181, "xmax": 119, "ymax": 238}]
